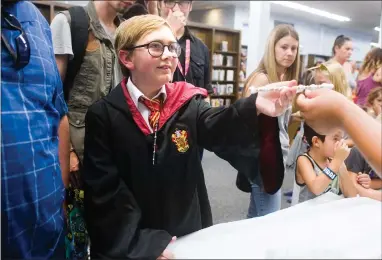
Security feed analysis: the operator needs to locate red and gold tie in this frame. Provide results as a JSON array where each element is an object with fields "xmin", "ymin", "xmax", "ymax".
[{"xmin": 139, "ymin": 96, "xmax": 163, "ymax": 129}]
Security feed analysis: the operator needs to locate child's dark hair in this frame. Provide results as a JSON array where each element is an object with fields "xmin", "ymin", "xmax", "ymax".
[
  {"xmin": 367, "ymin": 87, "xmax": 382, "ymax": 106},
  {"xmin": 332, "ymin": 35, "xmax": 352, "ymax": 56},
  {"xmin": 303, "ymin": 123, "xmax": 325, "ymax": 147}
]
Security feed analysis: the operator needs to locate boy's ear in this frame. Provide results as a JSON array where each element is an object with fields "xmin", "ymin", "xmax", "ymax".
[
  {"xmin": 312, "ymin": 136, "xmax": 320, "ymax": 147},
  {"xmin": 119, "ymin": 50, "xmax": 135, "ymax": 71}
]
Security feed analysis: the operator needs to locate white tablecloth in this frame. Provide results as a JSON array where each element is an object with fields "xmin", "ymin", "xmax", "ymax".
[{"xmin": 167, "ymin": 193, "xmax": 382, "ymax": 259}]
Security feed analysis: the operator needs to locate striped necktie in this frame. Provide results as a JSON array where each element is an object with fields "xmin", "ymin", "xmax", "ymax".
[{"xmin": 139, "ymin": 95, "xmax": 163, "ymax": 129}]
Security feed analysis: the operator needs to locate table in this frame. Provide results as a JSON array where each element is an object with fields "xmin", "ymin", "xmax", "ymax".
[{"xmin": 167, "ymin": 193, "xmax": 382, "ymax": 259}]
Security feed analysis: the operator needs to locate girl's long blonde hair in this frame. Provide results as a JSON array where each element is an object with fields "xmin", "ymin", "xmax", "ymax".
[
  {"xmin": 311, "ymin": 61, "xmax": 351, "ymax": 98},
  {"xmin": 243, "ymin": 24, "xmax": 300, "ymax": 97}
]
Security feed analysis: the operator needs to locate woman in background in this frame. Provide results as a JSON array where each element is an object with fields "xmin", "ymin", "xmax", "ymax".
[
  {"xmin": 330, "ymin": 35, "xmax": 356, "ymax": 89},
  {"xmin": 355, "ymin": 47, "xmax": 382, "ymax": 107},
  {"xmin": 238, "ymin": 24, "xmax": 300, "ymax": 218}
]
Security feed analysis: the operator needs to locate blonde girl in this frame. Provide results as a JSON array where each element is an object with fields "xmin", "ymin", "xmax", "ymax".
[{"xmin": 239, "ymin": 24, "xmax": 300, "ymax": 218}]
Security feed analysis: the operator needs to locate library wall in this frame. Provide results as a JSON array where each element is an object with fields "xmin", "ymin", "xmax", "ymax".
[{"xmin": 190, "ymin": 6, "xmax": 374, "ymax": 62}]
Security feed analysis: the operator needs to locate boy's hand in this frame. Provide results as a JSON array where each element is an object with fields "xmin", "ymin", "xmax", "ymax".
[
  {"xmin": 157, "ymin": 236, "xmax": 177, "ymax": 259},
  {"xmin": 333, "ymin": 139, "xmax": 350, "ymax": 162},
  {"xmin": 357, "ymin": 173, "xmax": 371, "ymax": 189},
  {"xmin": 255, "ymin": 80, "xmax": 298, "ymax": 117}
]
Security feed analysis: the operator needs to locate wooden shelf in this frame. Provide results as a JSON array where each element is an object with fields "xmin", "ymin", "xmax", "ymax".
[
  {"xmin": 211, "ymin": 81, "xmax": 236, "ymax": 84},
  {"xmin": 210, "ymin": 95, "xmax": 236, "ymax": 98},
  {"xmin": 213, "ymin": 66, "xmax": 237, "ymax": 69},
  {"xmin": 214, "ymin": 51, "xmax": 238, "ymax": 55},
  {"xmin": 32, "ymin": 1, "xmax": 71, "ymax": 23}
]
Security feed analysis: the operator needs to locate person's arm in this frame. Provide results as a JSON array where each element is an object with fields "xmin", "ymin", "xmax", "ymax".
[
  {"xmin": 296, "ymin": 89, "xmax": 382, "ymax": 176},
  {"xmin": 243, "ymin": 73, "xmax": 269, "ymax": 97},
  {"xmin": 338, "ymin": 164, "xmax": 358, "ymax": 198},
  {"xmin": 354, "ymin": 182, "xmax": 382, "ymax": 201},
  {"xmin": 58, "ymin": 116, "xmax": 70, "ymax": 187},
  {"xmin": 55, "ymin": 54, "xmax": 69, "ymax": 83},
  {"xmin": 198, "ymin": 81, "xmax": 297, "ymax": 175},
  {"xmin": 146, "ymin": 0, "xmax": 159, "ymax": 15},
  {"xmin": 83, "ymin": 103, "xmax": 172, "ymax": 259},
  {"xmin": 203, "ymin": 45, "xmax": 213, "ymax": 96},
  {"xmin": 50, "ymin": 13, "xmax": 73, "ymax": 82},
  {"xmin": 370, "ymin": 178, "xmax": 382, "ymax": 190},
  {"xmin": 297, "ymin": 156, "xmax": 340, "ymax": 195},
  {"xmin": 341, "ymin": 100, "xmax": 382, "ymax": 176}
]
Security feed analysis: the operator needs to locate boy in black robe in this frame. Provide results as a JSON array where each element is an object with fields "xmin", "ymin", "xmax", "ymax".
[{"xmin": 83, "ymin": 14, "xmax": 297, "ymax": 259}]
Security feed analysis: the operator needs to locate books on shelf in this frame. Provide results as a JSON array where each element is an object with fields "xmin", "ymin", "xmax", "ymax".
[
  {"xmin": 212, "ymin": 70, "xmax": 225, "ymax": 81},
  {"xmin": 212, "ymin": 54, "xmax": 224, "ymax": 66},
  {"xmin": 225, "ymin": 55, "xmax": 234, "ymax": 67},
  {"xmin": 210, "ymin": 98, "xmax": 232, "ymax": 108},
  {"xmin": 226, "ymin": 70, "xmax": 234, "ymax": 81},
  {"xmin": 220, "ymin": 41, "xmax": 228, "ymax": 52},
  {"xmin": 211, "ymin": 84, "xmax": 234, "ymax": 95}
]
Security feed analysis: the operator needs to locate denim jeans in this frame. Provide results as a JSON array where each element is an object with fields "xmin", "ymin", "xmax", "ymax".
[{"xmin": 247, "ymin": 183, "xmax": 281, "ymax": 218}]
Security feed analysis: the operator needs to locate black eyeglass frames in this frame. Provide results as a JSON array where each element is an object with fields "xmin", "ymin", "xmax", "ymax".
[
  {"xmin": 127, "ymin": 41, "xmax": 181, "ymax": 58},
  {"xmin": 164, "ymin": 0, "xmax": 191, "ymax": 9}
]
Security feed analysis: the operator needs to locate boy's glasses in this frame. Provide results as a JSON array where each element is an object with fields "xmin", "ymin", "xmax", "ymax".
[
  {"xmin": 127, "ymin": 41, "xmax": 181, "ymax": 58},
  {"xmin": 1, "ymin": 11, "xmax": 30, "ymax": 70},
  {"xmin": 164, "ymin": 0, "xmax": 191, "ymax": 9}
]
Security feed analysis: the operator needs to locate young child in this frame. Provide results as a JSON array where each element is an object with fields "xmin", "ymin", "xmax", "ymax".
[
  {"xmin": 292, "ymin": 124, "xmax": 358, "ymax": 204},
  {"xmin": 82, "ymin": 15, "xmax": 297, "ymax": 259},
  {"xmin": 365, "ymin": 86, "xmax": 382, "ymax": 118}
]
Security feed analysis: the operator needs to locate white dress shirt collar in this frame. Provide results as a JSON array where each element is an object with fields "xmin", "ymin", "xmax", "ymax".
[{"xmin": 126, "ymin": 77, "xmax": 167, "ymax": 108}]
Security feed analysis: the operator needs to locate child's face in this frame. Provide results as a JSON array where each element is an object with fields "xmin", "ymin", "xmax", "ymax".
[
  {"xmin": 372, "ymin": 93, "xmax": 382, "ymax": 116},
  {"xmin": 129, "ymin": 25, "xmax": 178, "ymax": 86},
  {"xmin": 314, "ymin": 70, "xmax": 331, "ymax": 85},
  {"xmin": 318, "ymin": 129, "xmax": 344, "ymax": 158}
]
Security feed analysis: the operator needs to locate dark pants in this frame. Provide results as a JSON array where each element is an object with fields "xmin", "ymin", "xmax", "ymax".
[{"xmin": 199, "ymin": 148, "xmax": 204, "ymax": 160}]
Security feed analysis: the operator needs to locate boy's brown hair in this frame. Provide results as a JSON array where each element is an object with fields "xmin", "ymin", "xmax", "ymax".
[{"xmin": 115, "ymin": 14, "xmax": 174, "ymax": 77}]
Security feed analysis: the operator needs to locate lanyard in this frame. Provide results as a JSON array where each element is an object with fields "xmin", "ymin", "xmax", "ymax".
[{"xmin": 177, "ymin": 39, "xmax": 190, "ymax": 80}]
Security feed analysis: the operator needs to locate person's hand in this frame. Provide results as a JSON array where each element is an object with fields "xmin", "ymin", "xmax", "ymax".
[
  {"xmin": 296, "ymin": 89, "xmax": 349, "ymax": 135},
  {"xmin": 146, "ymin": 0, "xmax": 158, "ymax": 15},
  {"xmin": 333, "ymin": 139, "xmax": 351, "ymax": 163},
  {"xmin": 357, "ymin": 173, "xmax": 371, "ymax": 189},
  {"xmin": 166, "ymin": 9, "xmax": 186, "ymax": 35},
  {"xmin": 255, "ymin": 80, "xmax": 298, "ymax": 117},
  {"xmin": 157, "ymin": 236, "xmax": 177, "ymax": 259},
  {"xmin": 70, "ymin": 151, "xmax": 80, "ymax": 172},
  {"xmin": 291, "ymin": 111, "xmax": 303, "ymax": 122}
]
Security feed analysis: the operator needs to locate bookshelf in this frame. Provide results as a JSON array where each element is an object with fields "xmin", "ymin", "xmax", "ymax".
[
  {"xmin": 32, "ymin": 1, "xmax": 71, "ymax": 23},
  {"xmin": 306, "ymin": 53, "xmax": 331, "ymax": 68},
  {"xmin": 188, "ymin": 22, "xmax": 241, "ymax": 108}
]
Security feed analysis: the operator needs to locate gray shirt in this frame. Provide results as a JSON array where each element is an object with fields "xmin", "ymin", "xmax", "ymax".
[{"xmin": 296, "ymin": 153, "xmax": 341, "ymax": 204}]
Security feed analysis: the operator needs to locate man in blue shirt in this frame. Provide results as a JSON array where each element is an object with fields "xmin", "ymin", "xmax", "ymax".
[{"xmin": 1, "ymin": 1, "xmax": 69, "ymax": 258}]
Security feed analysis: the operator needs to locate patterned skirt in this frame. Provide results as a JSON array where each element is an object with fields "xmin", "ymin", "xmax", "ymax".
[{"xmin": 65, "ymin": 171, "xmax": 89, "ymax": 259}]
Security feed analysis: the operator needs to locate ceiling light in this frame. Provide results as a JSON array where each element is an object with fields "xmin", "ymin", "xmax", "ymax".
[
  {"xmin": 375, "ymin": 27, "xmax": 381, "ymax": 32},
  {"xmin": 370, "ymin": 42, "xmax": 380, "ymax": 48},
  {"xmin": 270, "ymin": 1, "xmax": 351, "ymax": 22}
]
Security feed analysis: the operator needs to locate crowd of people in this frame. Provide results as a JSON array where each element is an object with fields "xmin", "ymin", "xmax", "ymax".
[{"xmin": 1, "ymin": 0, "xmax": 381, "ymax": 259}]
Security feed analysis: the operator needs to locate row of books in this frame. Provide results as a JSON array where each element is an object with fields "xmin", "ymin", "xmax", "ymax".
[
  {"xmin": 212, "ymin": 69, "xmax": 235, "ymax": 81},
  {"xmin": 211, "ymin": 84, "xmax": 234, "ymax": 96},
  {"xmin": 210, "ymin": 98, "xmax": 232, "ymax": 108},
  {"xmin": 212, "ymin": 54, "xmax": 234, "ymax": 67}
]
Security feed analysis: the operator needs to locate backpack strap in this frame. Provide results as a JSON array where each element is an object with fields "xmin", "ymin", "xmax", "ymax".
[{"xmin": 63, "ymin": 6, "xmax": 89, "ymax": 102}]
